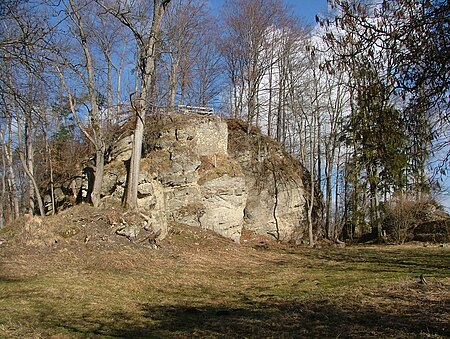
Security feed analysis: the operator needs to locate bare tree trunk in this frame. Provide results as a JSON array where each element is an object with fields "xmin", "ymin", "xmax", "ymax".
[
  {"xmin": 126, "ymin": 103, "xmax": 145, "ymax": 209},
  {"xmin": 267, "ymin": 59, "xmax": 273, "ymax": 137},
  {"xmin": 317, "ymin": 119, "xmax": 322, "ymax": 203},
  {"xmin": 276, "ymin": 55, "xmax": 285, "ymax": 143},
  {"xmin": 333, "ymin": 150, "xmax": 342, "ymax": 239},
  {"xmin": 125, "ymin": 0, "xmax": 171, "ymax": 210},
  {"xmin": 6, "ymin": 168, "xmax": 19, "ymax": 220},
  {"xmin": 0, "ymin": 141, "xmax": 6, "ymax": 228},
  {"xmin": 168, "ymin": 54, "xmax": 179, "ymax": 113},
  {"xmin": 18, "ymin": 153, "xmax": 45, "ymax": 217},
  {"xmin": 116, "ymin": 40, "xmax": 127, "ymax": 122},
  {"xmin": 2, "ymin": 116, "xmax": 20, "ymax": 220},
  {"xmin": 1, "ymin": 123, "xmax": 14, "ymax": 222},
  {"xmin": 134, "ymin": 48, "xmax": 140, "ymax": 97},
  {"xmin": 7, "ymin": 173, "xmax": 19, "ymax": 219},
  {"xmin": 180, "ymin": 69, "xmax": 187, "ymax": 106},
  {"xmin": 2, "ymin": 68, "xmax": 21, "ymax": 220},
  {"xmin": 325, "ymin": 149, "xmax": 333, "ymax": 239},
  {"xmin": 45, "ymin": 129, "xmax": 56, "ymax": 215},
  {"xmin": 16, "ymin": 111, "xmax": 45, "ymax": 216},
  {"xmin": 247, "ymin": 69, "xmax": 256, "ymax": 134},
  {"xmin": 68, "ymin": 0, "xmax": 106, "ymax": 208},
  {"xmin": 237, "ymin": 77, "xmax": 245, "ymax": 118},
  {"xmin": 91, "ymin": 148, "xmax": 106, "ymax": 208},
  {"xmin": 307, "ymin": 113, "xmax": 316, "ymax": 248},
  {"xmin": 255, "ymin": 90, "xmax": 260, "ymax": 129},
  {"xmin": 106, "ymin": 55, "xmax": 113, "ymax": 127},
  {"xmin": 333, "ymin": 148, "xmax": 345, "ymax": 239},
  {"xmin": 25, "ymin": 112, "xmax": 35, "ymax": 214}
]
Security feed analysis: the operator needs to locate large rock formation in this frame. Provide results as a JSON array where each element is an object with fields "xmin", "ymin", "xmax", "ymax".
[
  {"xmin": 227, "ymin": 119, "xmax": 322, "ymax": 243},
  {"xmin": 101, "ymin": 115, "xmax": 248, "ymax": 242},
  {"xmin": 65, "ymin": 114, "xmax": 321, "ymax": 243}
]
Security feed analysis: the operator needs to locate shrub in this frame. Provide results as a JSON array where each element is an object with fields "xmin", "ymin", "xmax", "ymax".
[{"xmin": 383, "ymin": 198, "xmax": 433, "ymax": 244}]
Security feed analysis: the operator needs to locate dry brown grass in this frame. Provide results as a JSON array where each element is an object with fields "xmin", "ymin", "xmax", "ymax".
[
  {"xmin": 0, "ymin": 207, "xmax": 449, "ymax": 338},
  {"xmin": 197, "ymin": 154, "xmax": 243, "ymax": 185}
]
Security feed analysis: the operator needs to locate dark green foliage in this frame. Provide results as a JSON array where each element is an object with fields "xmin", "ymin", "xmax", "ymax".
[{"xmin": 321, "ymin": 0, "xmax": 446, "ymax": 240}]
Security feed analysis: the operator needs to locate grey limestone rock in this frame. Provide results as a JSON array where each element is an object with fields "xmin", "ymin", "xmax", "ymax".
[
  {"xmin": 199, "ymin": 174, "xmax": 247, "ymax": 242},
  {"xmin": 70, "ymin": 114, "xmax": 318, "ymax": 243}
]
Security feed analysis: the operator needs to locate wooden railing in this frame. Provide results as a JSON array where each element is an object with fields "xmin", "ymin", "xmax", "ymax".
[{"xmin": 177, "ymin": 105, "xmax": 214, "ymax": 115}]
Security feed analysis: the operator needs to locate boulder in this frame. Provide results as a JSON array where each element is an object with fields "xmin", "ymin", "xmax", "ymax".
[{"xmin": 101, "ymin": 161, "xmax": 127, "ymax": 196}]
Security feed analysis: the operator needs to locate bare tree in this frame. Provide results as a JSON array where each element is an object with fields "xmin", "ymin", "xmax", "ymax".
[
  {"xmin": 189, "ymin": 32, "xmax": 224, "ymax": 107},
  {"xmin": 92, "ymin": 8, "xmax": 124, "ymax": 127},
  {"xmin": 322, "ymin": 69, "xmax": 349, "ymax": 239},
  {"xmin": 0, "ymin": 120, "xmax": 20, "ymax": 221},
  {"xmin": 98, "ymin": 0, "xmax": 172, "ymax": 209},
  {"xmin": 0, "ymin": 139, "xmax": 6, "ymax": 227},
  {"xmin": 52, "ymin": 0, "xmax": 107, "ymax": 208},
  {"xmin": 0, "ymin": 0, "xmax": 52, "ymax": 217},
  {"xmin": 179, "ymin": 10, "xmax": 223, "ymax": 107},
  {"xmin": 221, "ymin": 0, "xmax": 289, "ymax": 132},
  {"xmin": 161, "ymin": 0, "xmax": 208, "ymax": 111}
]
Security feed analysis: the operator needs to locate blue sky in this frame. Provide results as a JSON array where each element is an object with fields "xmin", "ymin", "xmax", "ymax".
[
  {"xmin": 207, "ymin": 0, "xmax": 450, "ymax": 210},
  {"xmin": 283, "ymin": 0, "xmax": 329, "ymax": 24},
  {"xmin": 208, "ymin": 0, "xmax": 329, "ymax": 24}
]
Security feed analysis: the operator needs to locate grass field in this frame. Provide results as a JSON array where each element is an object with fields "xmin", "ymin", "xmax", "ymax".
[{"xmin": 1, "ymin": 221, "xmax": 449, "ymax": 338}]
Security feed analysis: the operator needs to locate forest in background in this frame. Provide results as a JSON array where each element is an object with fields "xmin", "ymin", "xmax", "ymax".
[{"xmin": 1, "ymin": 0, "xmax": 449, "ymax": 243}]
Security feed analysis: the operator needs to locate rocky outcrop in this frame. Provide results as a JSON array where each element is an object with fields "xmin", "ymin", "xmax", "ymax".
[
  {"xmin": 227, "ymin": 119, "xmax": 321, "ymax": 243},
  {"xmin": 101, "ymin": 115, "xmax": 248, "ymax": 242},
  {"xmin": 56, "ymin": 114, "xmax": 321, "ymax": 244}
]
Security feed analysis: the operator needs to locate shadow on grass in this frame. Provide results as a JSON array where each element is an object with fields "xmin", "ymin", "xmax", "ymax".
[
  {"xmin": 2, "ymin": 246, "xmax": 449, "ymax": 338},
  {"xmin": 302, "ymin": 247, "xmax": 450, "ymax": 276},
  {"xmin": 52, "ymin": 296, "xmax": 448, "ymax": 338},
  {"xmin": 0, "ymin": 276, "xmax": 26, "ymax": 283}
]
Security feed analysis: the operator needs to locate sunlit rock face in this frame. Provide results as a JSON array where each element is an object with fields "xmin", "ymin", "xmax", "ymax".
[
  {"xmin": 101, "ymin": 115, "xmax": 246, "ymax": 242},
  {"xmin": 227, "ymin": 119, "xmax": 321, "ymax": 243},
  {"xmin": 97, "ymin": 114, "xmax": 321, "ymax": 243}
]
